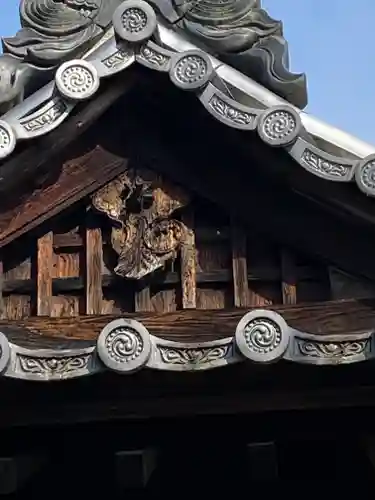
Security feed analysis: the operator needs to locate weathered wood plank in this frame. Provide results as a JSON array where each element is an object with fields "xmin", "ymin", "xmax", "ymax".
[
  {"xmin": 1, "ymin": 298, "xmax": 375, "ymax": 341},
  {"xmin": 135, "ymin": 282, "xmax": 152, "ymax": 312},
  {"xmin": 231, "ymin": 221, "xmax": 249, "ymax": 307},
  {"xmin": 0, "ymin": 147, "xmax": 128, "ymax": 249},
  {"xmin": 180, "ymin": 211, "xmax": 197, "ymax": 309},
  {"xmin": 85, "ymin": 214, "xmax": 103, "ymax": 315},
  {"xmin": 281, "ymin": 250, "xmax": 297, "ymax": 305},
  {"xmin": 37, "ymin": 232, "xmax": 53, "ymax": 316}
]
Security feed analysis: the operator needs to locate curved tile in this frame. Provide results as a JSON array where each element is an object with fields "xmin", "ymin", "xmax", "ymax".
[
  {"xmin": 199, "ymin": 83, "xmax": 260, "ymax": 131},
  {"xmin": 0, "ymin": 309, "xmax": 373, "ymax": 382},
  {"xmin": 0, "ymin": 0, "xmax": 374, "ymax": 202},
  {"xmin": 288, "ymin": 138, "xmax": 357, "ymax": 182}
]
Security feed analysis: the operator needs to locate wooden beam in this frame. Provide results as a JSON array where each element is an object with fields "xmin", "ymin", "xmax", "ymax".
[
  {"xmin": 180, "ymin": 210, "xmax": 197, "ymax": 309},
  {"xmin": 0, "ymin": 266, "xmax": 318, "ymax": 295},
  {"xmin": 281, "ymin": 250, "xmax": 297, "ymax": 305},
  {"xmin": 0, "ymin": 298, "xmax": 374, "ymax": 342},
  {"xmin": 0, "ymin": 452, "xmax": 47, "ymax": 494},
  {"xmin": 4, "ymin": 383, "xmax": 375, "ymax": 430},
  {"xmin": 85, "ymin": 213, "xmax": 103, "ymax": 315},
  {"xmin": 36, "ymin": 232, "xmax": 53, "ymax": 316},
  {"xmin": 0, "ymin": 147, "xmax": 128, "ymax": 249},
  {"xmin": 0, "ymin": 72, "xmax": 136, "ymax": 197},
  {"xmin": 231, "ymin": 220, "xmax": 249, "ymax": 307},
  {"xmin": 115, "ymin": 449, "xmax": 158, "ymax": 489},
  {"xmin": 358, "ymin": 434, "xmax": 375, "ymax": 484},
  {"xmin": 52, "ymin": 226, "xmax": 230, "ymax": 248},
  {"xmin": 135, "ymin": 281, "xmax": 152, "ymax": 312},
  {"xmin": 246, "ymin": 442, "xmax": 278, "ymax": 480}
]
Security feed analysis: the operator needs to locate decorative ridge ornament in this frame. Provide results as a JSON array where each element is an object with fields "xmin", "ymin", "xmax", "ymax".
[
  {"xmin": 97, "ymin": 318, "xmax": 152, "ymax": 373},
  {"xmin": 112, "ymin": 0, "xmax": 157, "ymax": 42},
  {"xmin": 0, "ymin": 0, "xmax": 374, "ymax": 201},
  {"xmin": 0, "ymin": 308, "xmax": 372, "ymax": 381},
  {"xmin": 150, "ymin": 0, "xmax": 307, "ymax": 108},
  {"xmin": 0, "ymin": 0, "xmax": 305, "ymax": 114}
]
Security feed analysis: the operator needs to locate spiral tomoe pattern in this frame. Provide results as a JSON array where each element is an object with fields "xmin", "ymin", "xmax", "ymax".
[
  {"xmin": 174, "ymin": 55, "xmax": 208, "ymax": 86},
  {"xmin": 357, "ymin": 159, "xmax": 375, "ymax": 195},
  {"xmin": 0, "ymin": 126, "xmax": 12, "ymax": 153},
  {"xmin": 60, "ymin": 65, "xmax": 94, "ymax": 95},
  {"xmin": 243, "ymin": 318, "xmax": 281, "ymax": 354},
  {"xmin": 0, "ymin": 121, "xmax": 16, "ymax": 160},
  {"xmin": 121, "ymin": 7, "xmax": 147, "ymax": 33},
  {"xmin": 261, "ymin": 110, "xmax": 297, "ymax": 144},
  {"xmin": 105, "ymin": 326, "xmax": 144, "ymax": 363}
]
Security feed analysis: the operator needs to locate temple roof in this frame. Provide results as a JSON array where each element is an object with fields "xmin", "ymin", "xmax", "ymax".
[
  {"xmin": 0, "ymin": 0, "xmax": 374, "ymax": 201},
  {"xmin": 1, "ymin": 2, "xmax": 375, "ymax": 386}
]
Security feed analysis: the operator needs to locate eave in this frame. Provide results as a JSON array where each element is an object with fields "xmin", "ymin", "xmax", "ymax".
[
  {"xmin": 2, "ymin": 75, "xmax": 375, "ymax": 286},
  {"xmin": 115, "ymin": 84, "xmax": 375, "ymax": 282},
  {"xmin": 0, "ymin": 13, "xmax": 374, "ymax": 260},
  {"xmin": 0, "ymin": 10, "xmax": 374, "ymax": 202},
  {"xmin": 0, "ymin": 299, "xmax": 374, "ymax": 382},
  {"xmin": 0, "ymin": 3, "xmax": 374, "ymax": 291}
]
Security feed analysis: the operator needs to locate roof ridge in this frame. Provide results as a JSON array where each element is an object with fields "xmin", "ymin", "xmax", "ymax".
[{"xmin": 0, "ymin": 0, "xmax": 374, "ymax": 198}]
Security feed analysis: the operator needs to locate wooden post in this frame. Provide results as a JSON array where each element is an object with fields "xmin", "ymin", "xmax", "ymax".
[
  {"xmin": 0, "ymin": 258, "xmax": 4, "ymax": 319},
  {"xmin": 135, "ymin": 281, "xmax": 152, "ymax": 312},
  {"xmin": 37, "ymin": 232, "xmax": 53, "ymax": 316},
  {"xmin": 0, "ymin": 452, "xmax": 47, "ymax": 494},
  {"xmin": 231, "ymin": 219, "xmax": 249, "ymax": 307},
  {"xmin": 359, "ymin": 435, "xmax": 375, "ymax": 475},
  {"xmin": 115, "ymin": 449, "xmax": 158, "ymax": 489},
  {"xmin": 280, "ymin": 249, "xmax": 297, "ymax": 305},
  {"xmin": 246, "ymin": 442, "xmax": 278, "ymax": 480},
  {"xmin": 85, "ymin": 212, "xmax": 103, "ymax": 315},
  {"xmin": 180, "ymin": 210, "xmax": 197, "ymax": 309}
]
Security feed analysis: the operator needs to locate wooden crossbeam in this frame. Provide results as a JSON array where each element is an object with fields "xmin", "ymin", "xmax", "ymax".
[{"xmin": 0, "ymin": 297, "xmax": 373, "ymax": 342}]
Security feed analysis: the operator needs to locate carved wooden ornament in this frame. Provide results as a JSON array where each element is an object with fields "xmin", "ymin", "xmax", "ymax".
[{"xmin": 92, "ymin": 169, "xmax": 189, "ymax": 279}]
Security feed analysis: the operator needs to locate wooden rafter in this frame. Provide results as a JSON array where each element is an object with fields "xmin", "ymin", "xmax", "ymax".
[
  {"xmin": 0, "ymin": 72, "xmax": 136, "ymax": 196},
  {"xmin": 0, "ymin": 146, "xmax": 128, "ymax": 248}
]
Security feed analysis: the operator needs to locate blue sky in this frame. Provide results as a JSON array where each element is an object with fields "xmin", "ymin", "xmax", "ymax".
[{"xmin": 1, "ymin": 0, "xmax": 375, "ymax": 145}]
